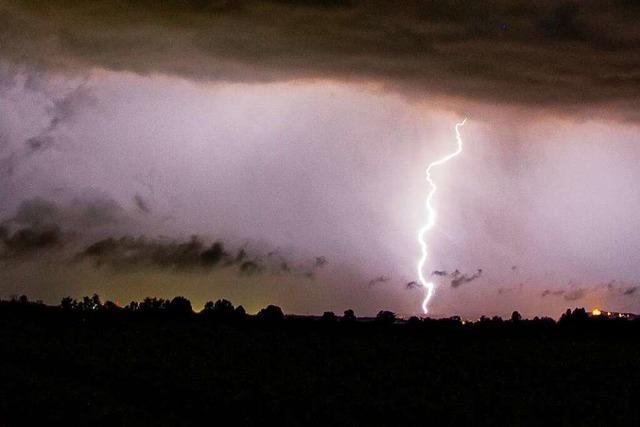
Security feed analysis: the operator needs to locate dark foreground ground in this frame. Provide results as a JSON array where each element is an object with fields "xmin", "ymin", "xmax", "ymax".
[{"xmin": 1, "ymin": 300, "xmax": 639, "ymax": 426}]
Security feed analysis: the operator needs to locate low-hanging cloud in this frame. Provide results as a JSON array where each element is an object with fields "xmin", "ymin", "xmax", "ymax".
[
  {"xmin": 78, "ymin": 235, "xmax": 281, "ymax": 276},
  {"xmin": 0, "ymin": 223, "xmax": 62, "ymax": 257},
  {"xmin": 77, "ymin": 235, "xmax": 326, "ymax": 278},
  {"xmin": 541, "ymin": 289, "xmax": 565, "ymax": 298},
  {"xmin": 1, "ymin": 1, "xmax": 639, "ymax": 116},
  {"xmin": 11, "ymin": 196, "xmax": 127, "ymax": 230},
  {"xmin": 541, "ymin": 281, "xmax": 640, "ymax": 302},
  {"xmin": 428, "ymin": 269, "xmax": 483, "ymax": 288},
  {"xmin": 1, "ymin": 197, "xmax": 327, "ymax": 279},
  {"xmin": 367, "ymin": 275, "xmax": 390, "ymax": 287},
  {"xmin": 406, "ymin": 281, "xmax": 419, "ymax": 290},
  {"xmin": 450, "ymin": 269, "xmax": 483, "ymax": 289},
  {"xmin": 563, "ymin": 288, "xmax": 586, "ymax": 302}
]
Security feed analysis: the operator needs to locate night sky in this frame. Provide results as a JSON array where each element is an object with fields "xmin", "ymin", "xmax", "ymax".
[{"xmin": 1, "ymin": 1, "xmax": 640, "ymax": 317}]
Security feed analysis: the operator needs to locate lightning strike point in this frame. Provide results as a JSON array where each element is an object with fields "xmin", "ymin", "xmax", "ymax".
[{"xmin": 417, "ymin": 118, "xmax": 467, "ymax": 315}]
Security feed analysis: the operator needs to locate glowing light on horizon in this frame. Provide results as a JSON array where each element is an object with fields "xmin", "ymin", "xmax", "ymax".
[{"xmin": 417, "ymin": 118, "xmax": 467, "ymax": 314}]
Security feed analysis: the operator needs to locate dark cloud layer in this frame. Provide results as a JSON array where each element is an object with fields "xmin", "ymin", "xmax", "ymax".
[
  {"xmin": 563, "ymin": 288, "xmax": 586, "ymax": 302},
  {"xmin": 404, "ymin": 269, "xmax": 484, "ymax": 290},
  {"xmin": 541, "ymin": 281, "xmax": 640, "ymax": 301},
  {"xmin": 78, "ymin": 235, "xmax": 325, "ymax": 278},
  {"xmin": 1, "ymin": 197, "xmax": 327, "ymax": 279},
  {"xmin": 429, "ymin": 269, "xmax": 483, "ymax": 288},
  {"xmin": 81, "ymin": 236, "xmax": 221, "ymax": 270},
  {"xmin": 11, "ymin": 196, "xmax": 126, "ymax": 229},
  {"xmin": 450, "ymin": 269, "xmax": 483, "ymax": 288},
  {"xmin": 0, "ymin": 224, "xmax": 62, "ymax": 257},
  {"xmin": 1, "ymin": 1, "xmax": 639, "ymax": 114}
]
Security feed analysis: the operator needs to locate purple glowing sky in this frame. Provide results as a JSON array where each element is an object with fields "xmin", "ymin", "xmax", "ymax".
[
  {"xmin": 1, "ymin": 1, "xmax": 640, "ymax": 317},
  {"xmin": 1, "ymin": 69, "xmax": 639, "ymax": 317}
]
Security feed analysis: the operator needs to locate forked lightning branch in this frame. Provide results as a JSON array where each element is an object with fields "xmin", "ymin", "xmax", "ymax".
[{"xmin": 417, "ymin": 119, "xmax": 467, "ymax": 314}]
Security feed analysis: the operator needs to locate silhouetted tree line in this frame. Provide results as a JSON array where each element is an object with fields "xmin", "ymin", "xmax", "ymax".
[{"xmin": 1, "ymin": 294, "xmax": 638, "ymax": 331}]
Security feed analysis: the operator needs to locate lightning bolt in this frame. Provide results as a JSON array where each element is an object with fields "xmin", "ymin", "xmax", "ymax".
[{"xmin": 417, "ymin": 118, "xmax": 467, "ymax": 314}]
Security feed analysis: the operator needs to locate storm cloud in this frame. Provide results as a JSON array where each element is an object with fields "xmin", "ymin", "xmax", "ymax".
[
  {"xmin": 0, "ymin": 223, "xmax": 62, "ymax": 257},
  {"xmin": 1, "ymin": 1, "xmax": 639, "ymax": 116},
  {"xmin": 77, "ymin": 235, "xmax": 313, "ymax": 277},
  {"xmin": 1, "ymin": 197, "xmax": 326, "ymax": 279},
  {"xmin": 10, "ymin": 196, "xmax": 127, "ymax": 230}
]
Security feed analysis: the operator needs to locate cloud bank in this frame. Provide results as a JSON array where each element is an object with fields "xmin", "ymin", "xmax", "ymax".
[{"xmin": 1, "ymin": 1, "xmax": 639, "ymax": 115}]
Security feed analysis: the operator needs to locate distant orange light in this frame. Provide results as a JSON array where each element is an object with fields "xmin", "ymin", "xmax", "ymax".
[{"xmin": 592, "ymin": 308, "xmax": 602, "ymax": 316}]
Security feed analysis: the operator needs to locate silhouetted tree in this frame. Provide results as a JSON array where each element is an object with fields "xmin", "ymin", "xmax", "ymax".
[
  {"xmin": 77, "ymin": 294, "xmax": 102, "ymax": 311},
  {"xmin": 559, "ymin": 308, "xmax": 590, "ymax": 324},
  {"xmin": 257, "ymin": 305, "xmax": 285, "ymax": 322},
  {"xmin": 138, "ymin": 297, "xmax": 169, "ymax": 312},
  {"xmin": 125, "ymin": 301, "xmax": 139, "ymax": 311},
  {"xmin": 532, "ymin": 316, "xmax": 555, "ymax": 326},
  {"xmin": 234, "ymin": 305, "xmax": 247, "ymax": 320},
  {"xmin": 511, "ymin": 311, "xmax": 522, "ymax": 322},
  {"xmin": 103, "ymin": 301, "xmax": 121, "ymax": 312},
  {"xmin": 206, "ymin": 299, "xmax": 232, "ymax": 313},
  {"xmin": 215, "ymin": 299, "xmax": 233, "ymax": 313},
  {"xmin": 407, "ymin": 316, "xmax": 422, "ymax": 326},
  {"xmin": 573, "ymin": 308, "xmax": 589, "ymax": 321},
  {"xmin": 60, "ymin": 297, "xmax": 76, "ymax": 310},
  {"xmin": 375, "ymin": 310, "xmax": 396, "ymax": 325},
  {"xmin": 167, "ymin": 296, "xmax": 193, "ymax": 315},
  {"xmin": 321, "ymin": 311, "xmax": 338, "ymax": 323},
  {"xmin": 342, "ymin": 309, "xmax": 356, "ymax": 323},
  {"xmin": 203, "ymin": 299, "xmax": 237, "ymax": 321}
]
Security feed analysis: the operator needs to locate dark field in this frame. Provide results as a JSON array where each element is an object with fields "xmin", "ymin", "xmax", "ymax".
[{"xmin": 1, "ymin": 299, "xmax": 639, "ymax": 426}]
